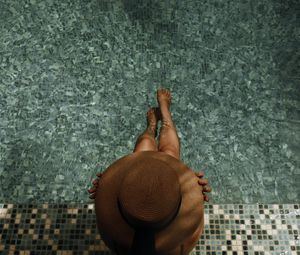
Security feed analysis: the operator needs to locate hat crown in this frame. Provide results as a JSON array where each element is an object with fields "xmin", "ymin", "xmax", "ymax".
[{"xmin": 118, "ymin": 158, "xmax": 181, "ymax": 230}]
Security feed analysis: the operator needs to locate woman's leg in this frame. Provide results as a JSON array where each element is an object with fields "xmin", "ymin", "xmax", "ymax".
[
  {"xmin": 157, "ymin": 89, "xmax": 181, "ymax": 160},
  {"xmin": 133, "ymin": 108, "xmax": 159, "ymax": 152}
]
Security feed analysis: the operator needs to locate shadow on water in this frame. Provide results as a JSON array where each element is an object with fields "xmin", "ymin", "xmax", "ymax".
[{"xmin": 121, "ymin": 0, "xmax": 180, "ymax": 47}]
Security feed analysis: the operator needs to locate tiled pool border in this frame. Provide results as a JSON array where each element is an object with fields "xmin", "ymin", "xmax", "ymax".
[{"xmin": 0, "ymin": 204, "xmax": 299, "ymax": 255}]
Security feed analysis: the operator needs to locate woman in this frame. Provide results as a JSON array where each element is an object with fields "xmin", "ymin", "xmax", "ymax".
[{"xmin": 88, "ymin": 88, "xmax": 212, "ymax": 255}]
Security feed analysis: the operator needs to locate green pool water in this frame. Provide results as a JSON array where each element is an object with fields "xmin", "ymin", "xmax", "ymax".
[{"xmin": 0, "ymin": 0, "xmax": 299, "ymax": 203}]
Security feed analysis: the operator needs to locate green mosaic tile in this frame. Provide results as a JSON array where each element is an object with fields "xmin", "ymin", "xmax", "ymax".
[{"xmin": 0, "ymin": 0, "xmax": 299, "ymax": 204}]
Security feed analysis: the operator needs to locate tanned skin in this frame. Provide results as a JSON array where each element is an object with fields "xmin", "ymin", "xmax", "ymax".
[{"xmin": 88, "ymin": 88, "xmax": 212, "ymax": 254}]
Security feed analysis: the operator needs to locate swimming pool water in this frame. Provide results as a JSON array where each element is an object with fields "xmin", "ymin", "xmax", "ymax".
[{"xmin": 0, "ymin": 0, "xmax": 299, "ymax": 204}]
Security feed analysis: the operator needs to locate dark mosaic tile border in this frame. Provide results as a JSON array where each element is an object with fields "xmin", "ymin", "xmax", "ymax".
[{"xmin": 0, "ymin": 204, "xmax": 299, "ymax": 255}]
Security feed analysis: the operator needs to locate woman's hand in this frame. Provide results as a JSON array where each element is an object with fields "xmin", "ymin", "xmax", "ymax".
[
  {"xmin": 195, "ymin": 171, "xmax": 212, "ymax": 202},
  {"xmin": 87, "ymin": 172, "xmax": 103, "ymax": 199}
]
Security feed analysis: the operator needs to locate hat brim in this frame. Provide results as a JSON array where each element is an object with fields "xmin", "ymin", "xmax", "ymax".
[{"xmin": 94, "ymin": 151, "xmax": 204, "ymax": 254}]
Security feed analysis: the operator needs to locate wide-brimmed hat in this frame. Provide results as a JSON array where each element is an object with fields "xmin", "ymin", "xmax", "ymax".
[{"xmin": 94, "ymin": 151, "xmax": 204, "ymax": 254}]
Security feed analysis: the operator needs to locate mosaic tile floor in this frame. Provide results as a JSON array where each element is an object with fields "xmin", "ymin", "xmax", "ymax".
[{"xmin": 0, "ymin": 204, "xmax": 299, "ymax": 255}]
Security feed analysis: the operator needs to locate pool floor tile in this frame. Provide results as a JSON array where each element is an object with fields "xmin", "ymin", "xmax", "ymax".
[{"xmin": 0, "ymin": 204, "xmax": 299, "ymax": 254}]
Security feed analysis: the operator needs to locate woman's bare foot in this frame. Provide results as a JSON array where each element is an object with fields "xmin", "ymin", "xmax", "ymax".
[
  {"xmin": 156, "ymin": 88, "xmax": 180, "ymax": 159},
  {"xmin": 147, "ymin": 108, "xmax": 158, "ymax": 128},
  {"xmin": 157, "ymin": 88, "xmax": 172, "ymax": 110},
  {"xmin": 156, "ymin": 88, "xmax": 174, "ymax": 126},
  {"xmin": 147, "ymin": 107, "xmax": 159, "ymax": 137}
]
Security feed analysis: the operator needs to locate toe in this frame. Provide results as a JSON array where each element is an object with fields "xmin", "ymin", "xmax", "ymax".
[
  {"xmin": 196, "ymin": 171, "xmax": 205, "ymax": 177},
  {"xmin": 198, "ymin": 179, "xmax": 208, "ymax": 185},
  {"xmin": 147, "ymin": 108, "xmax": 154, "ymax": 115},
  {"xmin": 203, "ymin": 185, "xmax": 212, "ymax": 192},
  {"xmin": 147, "ymin": 108, "xmax": 155, "ymax": 121}
]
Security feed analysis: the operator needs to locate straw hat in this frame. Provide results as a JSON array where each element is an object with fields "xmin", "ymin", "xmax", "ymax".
[{"xmin": 94, "ymin": 151, "xmax": 204, "ymax": 254}]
